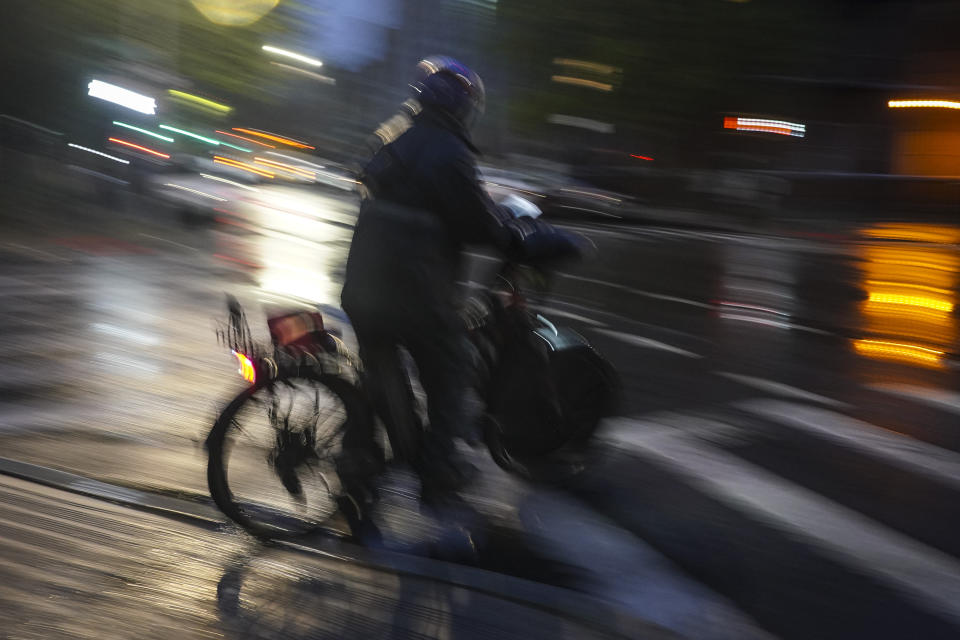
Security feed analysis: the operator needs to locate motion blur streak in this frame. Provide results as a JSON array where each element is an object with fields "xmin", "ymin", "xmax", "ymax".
[
  {"xmin": 87, "ymin": 80, "xmax": 156, "ymax": 114},
  {"xmin": 265, "ymin": 151, "xmax": 324, "ymax": 169},
  {"xmin": 857, "ymin": 225, "xmax": 958, "ymax": 369},
  {"xmin": 631, "ymin": 154, "xmax": 654, "ymax": 161},
  {"xmin": 158, "ymin": 125, "xmax": 221, "ymax": 146},
  {"xmin": 217, "ymin": 141, "xmax": 253, "ymax": 153},
  {"xmin": 888, "ymin": 100, "xmax": 960, "ymax": 109},
  {"xmin": 167, "ymin": 89, "xmax": 232, "ymax": 114},
  {"xmin": 862, "ymin": 224, "xmax": 960, "ymax": 244},
  {"xmin": 270, "ymin": 62, "xmax": 337, "ymax": 84},
  {"xmin": 213, "ymin": 156, "xmax": 274, "ymax": 178},
  {"xmin": 550, "ymin": 76, "xmax": 613, "ymax": 91},
  {"xmin": 200, "ymin": 173, "xmax": 259, "ymax": 191},
  {"xmin": 253, "ymin": 157, "xmax": 314, "ymax": 178},
  {"xmin": 723, "ymin": 117, "xmax": 805, "ymax": 137},
  {"xmin": 112, "ymin": 121, "xmax": 174, "ymax": 143},
  {"xmin": 552, "ymin": 58, "xmax": 617, "ymax": 74},
  {"xmin": 1, "ymin": 114, "xmax": 62, "ymax": 136},
  {"xmin": 163, "ymin": 183, "xmax": 227, "ymax": 202},
  {"xmin": 66, "ymin": 143, "xmax": 129, "ymax": 164},
  {"xmin": 215, "ymin": 130, "xmax": 275, "ymax": 148},
  {"xmin": 232, "ymin": 128, "xmax": 315, "ymax": 149},
  {"xmin": 107, "ymin": 138, "xmax": 170, "ymax": 159},
  {"xmin": 560, "ymin": 188, "xmax": 621, "ymax": 203},
  {"xmin": 853, "ymin": 340, "xmax": 944, "ymax": 367},
  {"xmin": 261, "ymin": 45, "xmax": 323, "ymax": 67},
  {"xmin": 867, "ymin": 293, "xmax": 954, "ymax": 312}
]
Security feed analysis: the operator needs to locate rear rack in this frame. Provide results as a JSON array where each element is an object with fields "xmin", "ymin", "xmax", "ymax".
[{"xmin": 216, "ymin": 294, "xmax": 261, "ymax": 359}]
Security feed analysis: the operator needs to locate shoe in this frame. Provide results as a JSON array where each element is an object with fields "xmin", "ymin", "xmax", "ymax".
[{"xmin": 337, "ymin": 493, "xmax": 383, "ymax": 547}]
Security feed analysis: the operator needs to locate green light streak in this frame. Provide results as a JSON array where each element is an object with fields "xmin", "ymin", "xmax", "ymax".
[
  {"xmin": 217, "ymin": 141, "xmax": 252, "ymax": 153},
  {"xmin": 159, "ymin": 124, "xmax": 221, "ymax": 146},
  {"xmin": 112, "ymin": 121, "xmax": 174, "ymax": 143}
]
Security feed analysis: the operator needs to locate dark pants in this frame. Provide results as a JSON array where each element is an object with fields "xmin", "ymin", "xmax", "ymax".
[{"xmin": 344, "ymin": 306, "xmax": 469, "ymax": 497}]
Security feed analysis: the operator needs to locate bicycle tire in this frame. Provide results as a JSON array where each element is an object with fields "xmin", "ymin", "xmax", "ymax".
[
  {"xmin": 487, "ymin": 344, "xmax": 617, "ymax": 484},
  {"xmin": 207, "ymin": 366, "xmax": 369, "ymax": 540}
]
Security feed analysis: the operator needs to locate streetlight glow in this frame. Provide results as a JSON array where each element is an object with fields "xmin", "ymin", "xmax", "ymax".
[{"xmin": 88, "ymin": 80, "xmax": 157, "ymax": 115}]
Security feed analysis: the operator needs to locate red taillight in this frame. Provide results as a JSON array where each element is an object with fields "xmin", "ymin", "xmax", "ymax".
[{"xmin": 231, "ymin": 350, "xmax": 256, "ymax": 384}]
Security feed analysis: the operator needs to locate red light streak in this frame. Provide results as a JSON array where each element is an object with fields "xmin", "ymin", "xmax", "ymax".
[
  {"xmin": 630, "ymin": 154, "xmax": 654, "ymax": 161},
  {"xmin": 107, "ymin": 137, "xmax": 170, "ymax": 159}
]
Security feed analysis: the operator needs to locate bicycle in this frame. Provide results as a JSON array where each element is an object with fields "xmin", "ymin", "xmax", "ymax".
[{"xmin": 206, "ymin": 261, "xmax": 618, "ymax": 541}]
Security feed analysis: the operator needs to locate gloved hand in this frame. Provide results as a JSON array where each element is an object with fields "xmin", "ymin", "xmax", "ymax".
[{"xmin": 505, "ymin": 217, "xmax": 590, "ymax": 266}]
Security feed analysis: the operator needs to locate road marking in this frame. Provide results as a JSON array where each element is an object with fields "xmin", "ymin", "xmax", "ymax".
[
  {"xmin": 602, "ymin": 416, "xmax": 960, "ymax": 627},
  {"xmin": 716, "ymin": 372, "xmax": 848, "ymax": 408},
  {"xmin": 534, "ymin": 306, "xmax": 606, "ymax": 326},
  {"xmin": 737, "ymin": 399, "xmax": 960, "ymax": 491},
  {"xmin": 560, "ymin": 273, "xmax": 714, "ymax": 309},
  {"xmin": 868, "ymin": 384, "xmax": 960, "ymax": 416},
  {"xmin": 592, "ymin": 328, "xmax": 702, "ymax": 358}
]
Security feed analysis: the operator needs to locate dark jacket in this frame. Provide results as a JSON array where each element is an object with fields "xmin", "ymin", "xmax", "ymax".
[{"xmin": 341, "ymin": 107, "xmax": 512, "ymax": 328}]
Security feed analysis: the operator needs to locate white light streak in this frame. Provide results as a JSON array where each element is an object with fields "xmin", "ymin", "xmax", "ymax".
[
  {"xmin": 87, "ymin": 80, "xmax": 156, "ymax": 115},
  {"xmin": 262, "ymin": 46, "xmax": 323, "ymax": 67},
  {"xmin": 269, "ymin": 62, "xmax": 335, "ymax": 84},
  {"xmin": 164, "ymin": 183, "xmax": 228, "ymax": 201},
  {"xmin": 67, "ymin": 143, "xmax": 130, "ymax": 164},
  {"xmin": 265, "ymin": 151, "xmax": 325, "ymax": 169},
  {"xmin": 200, "ymin": 173, "xmax": 260, "ymax": 192}
]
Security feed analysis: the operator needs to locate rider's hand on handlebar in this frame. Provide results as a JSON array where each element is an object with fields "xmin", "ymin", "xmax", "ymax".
[{"xmin": 505, "ymin": 218, "xmax": 591, "ymax": 266}]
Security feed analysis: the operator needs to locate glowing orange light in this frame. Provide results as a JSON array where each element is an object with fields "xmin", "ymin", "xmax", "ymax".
[
  {"xmin": 215, "ymin": 130, "xmax": 276, "ymax": 148},
  {"xmin": 107, "ymin": 137, "xmax": 170, "ymax": 159},
  {"xmin": 213, "ymin": 155, "xmax": 275, "ymax": 178},
  {"xmin": 853, "ymin": 339, "xmax": 943, "ymax": 367},
  {"xmin": 232, "ymin": 128, "xmax": 314, "ymax": 149},
  {"xmin": 888, "ymin": 100, "xmax": 960, "ymax": 110},
  {"xmin": 232, "ymin": 350, "xmax": 257, "ymax": 384},
  {"xmin": 861, "ymin": 224, "xmax": 960, "ymax": 244},
  {"xmin": 631, "ymin": 154, "xmax": 654, "ymax": 161},
  {"xmin": 866, "ymin": 292, "xmax": 954, "ymax": 312},
  {"xmin": 253, "ymin": 157, "xmax": 314, "ymax": 178}
]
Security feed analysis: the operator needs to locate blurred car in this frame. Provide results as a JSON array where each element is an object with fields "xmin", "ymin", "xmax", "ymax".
[{"xmin": 479, "ymin": 165, "xmax": 626, "ymax": 222}]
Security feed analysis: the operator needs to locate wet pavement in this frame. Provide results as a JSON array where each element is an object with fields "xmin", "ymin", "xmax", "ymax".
[
  {"xmin": 1, "ymin": 184, "xmax": 960, "ymax": 639},
  {"xmin": 0, "ymin": 474, "xmax": 668, "ymax": 639}
]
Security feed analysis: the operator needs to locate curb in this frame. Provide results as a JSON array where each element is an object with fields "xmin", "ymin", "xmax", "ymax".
[{"xmin": 0, "ymin": 456, "xmax": 681, "ymax": 639}]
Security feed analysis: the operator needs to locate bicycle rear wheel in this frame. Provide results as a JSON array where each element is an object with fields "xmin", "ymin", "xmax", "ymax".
[{"xmin": 207, "ymin": 367, "xmax": 368, "ymax": 540}]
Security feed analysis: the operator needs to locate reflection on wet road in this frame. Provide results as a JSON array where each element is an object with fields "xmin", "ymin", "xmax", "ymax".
[
  {"xmin": 855, "ymin": 223, "xmax": 958, "ymax": 372},
  {"xmin": 3, "ymin": 185, "xmax": 960, "ymax": 639}
]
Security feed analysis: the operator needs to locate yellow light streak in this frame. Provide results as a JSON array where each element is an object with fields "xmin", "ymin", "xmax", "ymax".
[
  {"xmin": 168, "ymin": 90, "xmax": 232, "ymax": 114},
  {"xmin": 853, "ymin": 339, "xmax": 943, "ymax": 367},
  {"xmin": 888, "ymin": 100, "xmax": 960, "ymax": 110},
  {"xmin": 866, "ymin": 292, "xmax": 954, "ymax": 312},
  {"xmin": 551, "ymin": 76, "xmax": 613, "ymax": 92}
]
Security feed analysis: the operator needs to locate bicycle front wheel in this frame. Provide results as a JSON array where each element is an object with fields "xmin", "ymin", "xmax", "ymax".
[{"xmin": 207, "ymin": 367, "xmax": 368, "ymax": 540}]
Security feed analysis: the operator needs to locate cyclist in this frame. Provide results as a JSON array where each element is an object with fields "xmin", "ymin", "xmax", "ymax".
[{"xmin": 339, "ymin": 56, "xmax": 574, "ymax": 544}]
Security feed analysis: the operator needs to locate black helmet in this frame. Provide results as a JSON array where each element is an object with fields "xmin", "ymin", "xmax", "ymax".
[{"xmin": 410, "ymin": 56, "xmax": 485, "ymax": 129}]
